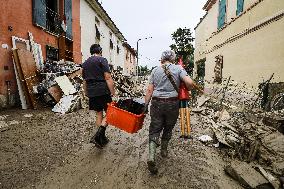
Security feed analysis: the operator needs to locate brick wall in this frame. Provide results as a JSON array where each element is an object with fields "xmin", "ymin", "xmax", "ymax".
[{"xmin": 0, "ymin": 0, "xmax": 81, "ymax": 108}]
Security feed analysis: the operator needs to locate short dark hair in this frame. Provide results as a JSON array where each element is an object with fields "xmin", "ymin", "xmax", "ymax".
[{"xmin": 90, "ymin": 44, "xmax": 102, "ymax": 55}]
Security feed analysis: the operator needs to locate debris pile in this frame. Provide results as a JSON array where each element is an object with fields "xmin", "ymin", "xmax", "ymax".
[
  {"xmin": 193, "ymin": 93, "xmax": 284, "ymax": 188},
  {"xmin": 112, "ymin": 69, "xmax": 147, "ymax": 98},
  {"xmin": 205, "ymin": 76, "xmax": 284, "ymax": 112}
]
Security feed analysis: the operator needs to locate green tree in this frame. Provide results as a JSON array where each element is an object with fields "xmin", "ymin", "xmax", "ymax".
[
  {"xmin": 170, "ymin": 27, "xmax": 195, "ymax": 76},
  {"xmin": 138, "ymin": 65, "xmax": 150, "ymax": 76}
]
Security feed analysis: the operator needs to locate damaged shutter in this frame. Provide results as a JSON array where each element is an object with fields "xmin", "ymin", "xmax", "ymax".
[
  {"xmin": 65, "ymin": 0, "xmax": 72, "ymax": 40},
  {"xmin": 95, "ymin": 25, "xmax": 101, "ymax": 40},
  {"xmin": 236, "ymin": 0, "xmax": 244, "ymax": 15},
  {"xmin": 218, "ymin": 0, "xmax": 226, "ymax": 29},
  {"xmin": 33, "ymin": 0, "xmax": 46, "ymax": 28}
]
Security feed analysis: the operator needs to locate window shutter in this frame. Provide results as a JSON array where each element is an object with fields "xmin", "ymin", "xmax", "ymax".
[
  {"xmin": 236, "ymin": 0, "xmax": 244, "ymax": 15},
  {"xmin": 95, "ymin": 25, "xmax": 101, "ymax": 40},
  {"xmin": 218, "ymin": 0, "xmax": 226, "ymax": 29},
  {"xmin": 32, "ymin": 0, "xmax": 46, "ymax": 28},
  {"xmin": 65, "ymin": 0, "xmax": 72, "ymax": 40}
]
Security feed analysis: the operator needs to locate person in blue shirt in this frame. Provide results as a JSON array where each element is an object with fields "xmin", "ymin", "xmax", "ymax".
[{"xmin": 144, "ymin": 50, "xmax": 199, "ymax": 174}]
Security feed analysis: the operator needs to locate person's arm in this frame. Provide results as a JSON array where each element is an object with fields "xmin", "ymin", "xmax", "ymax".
[
  {"xmin": 182, "ymin": 76, "xmax": 204, "ymax": 94},
  {"xmin": 104, "ymin": 72, "xmax": 115, "ymax": 95},
  {"xmin": 145, "ymin": 84, "xmax": 154, "ymax": 105}
]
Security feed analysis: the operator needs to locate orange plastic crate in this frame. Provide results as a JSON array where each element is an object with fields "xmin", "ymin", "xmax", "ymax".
[{"xmin": 106, "ymin": 102, "xmax": 145, "ymax": 133}]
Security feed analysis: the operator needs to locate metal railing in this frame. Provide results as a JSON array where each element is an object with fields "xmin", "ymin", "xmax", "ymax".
[{"xmin": 46, "ymin": 7, "xmax": 61, "ymax": 35}]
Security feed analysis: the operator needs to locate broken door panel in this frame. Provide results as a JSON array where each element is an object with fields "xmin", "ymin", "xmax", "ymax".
[{"xmin": 17, "ymin": 49, "xmax": 40, "ymax": 109}]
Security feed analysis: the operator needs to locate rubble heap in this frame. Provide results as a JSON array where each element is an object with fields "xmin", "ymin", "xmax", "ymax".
[
  {"xmin": 194, "ymin": 94, "xmax": 284, "ymax": 188},
  {"xmin": 112, "ymin": 69, "xmax": 147, "ymax": 98}
]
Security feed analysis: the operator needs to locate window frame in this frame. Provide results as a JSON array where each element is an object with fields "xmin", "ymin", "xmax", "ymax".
[
  {"xmin": 236, "ymin": 0, "xmax": 244, "ymax": 16},
  {"xmin": 217, "ymin": 0, "xmax": 227, "ymax": 29}
]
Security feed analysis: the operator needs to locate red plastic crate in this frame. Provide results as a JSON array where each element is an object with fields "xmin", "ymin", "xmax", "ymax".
[{"xmin": 106, "ymin": 102, "xmax": 145, "ymax": 133}]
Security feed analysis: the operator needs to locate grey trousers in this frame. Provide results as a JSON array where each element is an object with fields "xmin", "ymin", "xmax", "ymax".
[{"xmin": 149, "ymin": 99, "xmax": 179, "ymax": 144}]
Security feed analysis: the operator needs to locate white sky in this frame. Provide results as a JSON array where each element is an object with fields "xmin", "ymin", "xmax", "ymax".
[{"xmin": 100, "ymin": 0, "xmax": 207, "ymax": 68}]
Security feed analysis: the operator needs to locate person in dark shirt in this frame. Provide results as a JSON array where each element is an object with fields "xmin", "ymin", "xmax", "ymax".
[{"xmin": 82, "ymin": 44, "xmax": 115, "ymax": 148}]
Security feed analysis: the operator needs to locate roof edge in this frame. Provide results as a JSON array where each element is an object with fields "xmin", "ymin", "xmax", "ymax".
[
  {"xmin": 86, "ymin": 0, "xmax": 127, "ymax": 41},
  {"xmin": 203, "ymin": 0, "xmax": 217, "ymax": 11}
]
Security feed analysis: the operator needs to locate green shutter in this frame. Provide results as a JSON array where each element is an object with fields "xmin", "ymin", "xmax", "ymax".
[
  {"xmin": 65, "ymin": 0, "xmax": 72, "ymax": 40},
  {"xmin": 218, "ymin": 0, "xmax": 226, "ymax": 29},
  {"xmin": 33, "ymin": 0, "xmax": 46, "ymax": 28},
  {"xmin": 236, "ymin": 0, "xmax": 244, "ymax": 15}
]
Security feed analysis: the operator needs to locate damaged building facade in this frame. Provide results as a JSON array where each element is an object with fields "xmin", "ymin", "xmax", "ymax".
[
  {"xmin": 123, "ymin": 42, "xmax": 137, "ymax": 76},
  {"xmin": 0, "ymin": 0, "xmax": 81, "ymax": 109},
  {"xmin": 80, "ymin": 0, "xmax": 126, "ymax": 70},
  {"xmin": 194, "ymin": 0, "xmax": 284, "ymax": 87},
  {"xmin": 0, "ymin": 0, "xmax": 137, "ymax": 109}
]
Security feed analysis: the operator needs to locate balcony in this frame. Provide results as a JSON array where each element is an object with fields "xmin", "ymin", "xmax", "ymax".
[{"xmin": 46, "ymin": 7, "xmax": 61, "ymax": 35}]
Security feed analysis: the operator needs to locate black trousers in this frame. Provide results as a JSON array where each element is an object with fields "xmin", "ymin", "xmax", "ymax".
[{"xmin": 149, "ymin": 99, "xmax": 179, "ymax": 144}]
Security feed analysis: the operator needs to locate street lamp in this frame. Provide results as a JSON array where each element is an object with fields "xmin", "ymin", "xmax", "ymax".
[{"xmin": 136, "ymin": 36, "xmax": 152, "ymax": 77}]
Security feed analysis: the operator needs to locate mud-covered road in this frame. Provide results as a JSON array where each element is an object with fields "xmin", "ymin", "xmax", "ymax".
[{"xmin": 0, "ymin": 108, "xmax": 243, "ymax": 189}]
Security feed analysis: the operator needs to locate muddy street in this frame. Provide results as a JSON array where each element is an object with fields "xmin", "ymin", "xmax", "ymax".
[{"xmin": 0, "ymin": 108, "xmax": 242, "ymax": 189}]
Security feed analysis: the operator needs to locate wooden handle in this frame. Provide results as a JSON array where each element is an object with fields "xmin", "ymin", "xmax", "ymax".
[
  {"xmin": 186, "ymin": 107, "xmax": 191, "ymax": 136},
  {"xmin": 180, "ymin": 108, "xmax": 185, "ymax": 137}
]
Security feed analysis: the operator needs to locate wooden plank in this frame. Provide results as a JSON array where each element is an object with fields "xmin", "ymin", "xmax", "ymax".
[
  {"xmin": 48, "ymin": 85, "xmax": 63, "ymax": 102},
  {"xmin": 17, "ymin": 49, "xmax": 40, "ymax": 109},
  {"xmin": 55, "ymin": 75, "xmax": 76, "ymax": 95},
  {"xmin": 12, "ymin": 49, "xmax": 33, "ymax": 109},
  {"xmin": 11, "ymin": 36, "xmax": 31, "ymax": 109}
]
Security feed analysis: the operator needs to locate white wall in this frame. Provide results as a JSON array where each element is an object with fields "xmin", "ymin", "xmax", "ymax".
[
  {"xmin": 194, "ymin": 0, "xmax": 284, "ymax": 87},
  {"xmin": 80, "ymin": 0, "xmax": 124, "ymax": 69}
]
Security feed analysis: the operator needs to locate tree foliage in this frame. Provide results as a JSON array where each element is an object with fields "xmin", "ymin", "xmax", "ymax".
[
  {"xmin": 170, "ymin": 27, "xmax": 195, "ymax": 76},
  {"xmin": 138, "ymin": 65, "xmax": 151, "ymax": 76}
]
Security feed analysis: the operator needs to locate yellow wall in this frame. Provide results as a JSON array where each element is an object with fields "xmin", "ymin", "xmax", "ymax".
[{"xmin": 194, "ymin": 0, "xmax": 284, "ymax": 87}]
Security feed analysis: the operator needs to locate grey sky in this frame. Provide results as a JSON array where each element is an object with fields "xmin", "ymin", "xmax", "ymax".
[{"xmin": 101, "ymin": 0, "xmax": 207, "ymax": 68}]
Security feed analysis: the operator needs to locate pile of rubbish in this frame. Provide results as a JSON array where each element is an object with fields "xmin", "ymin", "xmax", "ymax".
[
  {"xmin": 193, "ymin": 94, "xmax": 284, "ymax": 188},
  {"xmin": 206, "ymin": 76, "xmax": 284, "ymax": 111},
  {"xmin": 13, "ymin": 53, "xmax": 147, "ymax": 115},
  {"xmin": 33, "ymin": 64, "xmax": 147, "ymax": 114},
  {"xmin": 11, "ymin": 32, "xmax": 149, "ymax": 114},
  {"xmin": 112, "ymin": 69, "xmax": 147, "ymax": 98},
  {"xmin": 35, "ymin": 60, "xmax": 85, "ymax": 114}
]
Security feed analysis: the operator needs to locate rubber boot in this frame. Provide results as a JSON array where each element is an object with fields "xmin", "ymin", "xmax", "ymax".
[
  {"xmin": 90, "ymin": 126, "xmax": 104, "ymax": 148},
  {"xmin": 161, "ymin": 140, "xmax": 169, "ymax": 158},
  {"xmin": 147, "ymin": 141, "xmax": 158, "ymax": 175},
  {"xmin": 100, "ymin": 126, "xmax": 109, "ymax": 146}
]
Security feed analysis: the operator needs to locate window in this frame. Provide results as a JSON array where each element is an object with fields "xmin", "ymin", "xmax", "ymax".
[
  {"xmin": 46, "ymin": 45, "xmax": 59, "ymax": 61},
  {"xmin": 32, "ymin": 0, "xmax": 72, "ymax": 38},
  {"xmin": 236, "ymin": 0, "xmax": 244, "ymax": 16},
  {"xmin": 117, "ymin": 45, "xmax": 120, "ymax": 54},
  {"xmin": 46, "ymin": 0, "xmax": 60, "ymax": 34},
  {"xmin": 117, "ymin": 41, "xmax": 120, "ymax": 54},
  {"xmin": 126, "ymin": 51, "xmax": 129, "ymax": 60},
  {"xmin": 218, "ymin": 0, "xmax": 226, "ymax": 29},
  {"xmin": 214, "ymin": 55, "xmax": 223, "ymax": 83},
  {"xmin": 95, "ymin": 16, "xmax": 100, "ymax": 25},
  {"xmin": 110, "ymin": 39, "xmax": 113, "ymax": 49},
  {"xmin": 95, "ymin": 25, "xmax": 100, "ymax": 40},
  {"xmin": 196, "ymin": 59, "xmax": 206, "ymax": 86}
]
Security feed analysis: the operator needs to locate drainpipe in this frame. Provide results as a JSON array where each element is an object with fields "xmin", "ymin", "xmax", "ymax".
[{"xmin": 5, "ymin": 80, "xmax": 11, "ymax": 107}]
